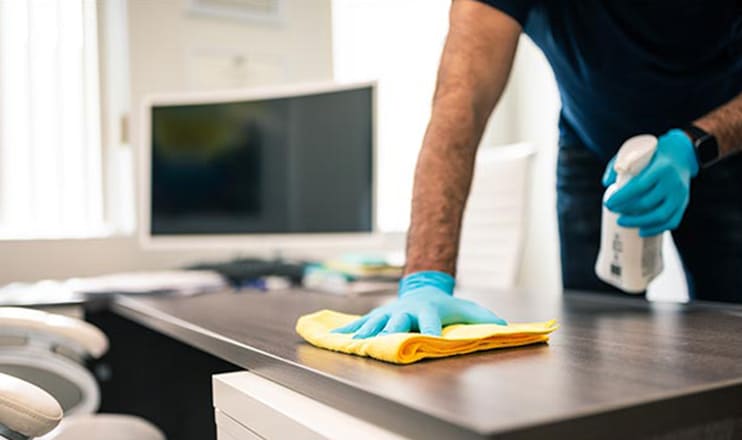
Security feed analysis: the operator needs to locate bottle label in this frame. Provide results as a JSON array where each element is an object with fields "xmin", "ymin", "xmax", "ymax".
[
  {"xmin": 610, "ymin": 232, "xmax": 623, "ymax": 277},
  {"xmin": 641, "ymin": 235, "xmax": 661, "ymax": 278}
]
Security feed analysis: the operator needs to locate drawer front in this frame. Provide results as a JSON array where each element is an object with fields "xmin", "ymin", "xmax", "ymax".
[
  {"xmin": 217, "ymin": 427, "xmax": 248, "ymax": 440},
  {"xmin": 213, "ymin": 371, "xmax": 405, "ymax": 440},
  {"xmin": 216, "ymin": 409, "xmax": 263, "ymax": 440}
]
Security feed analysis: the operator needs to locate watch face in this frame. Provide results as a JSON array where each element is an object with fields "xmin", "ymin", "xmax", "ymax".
[
  {"xmin": 695, "ymin": 134, "xmax": 719, "ymax": 166},
  {"xmin": 697, "ymin": 134, "xmax": 719, "ymax": 165},
  {"xmin": 685, "ymin": 125, "xmax": 720, "ymax": 168}
]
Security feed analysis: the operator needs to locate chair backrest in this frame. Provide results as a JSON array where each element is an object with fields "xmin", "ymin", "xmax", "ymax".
[{"xmin": 457, "ymin": 143, "xmax": 535, "ymax": 290}]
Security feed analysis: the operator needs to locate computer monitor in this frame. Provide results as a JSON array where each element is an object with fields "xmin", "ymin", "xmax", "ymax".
[{"xmin": 139, "ymin": 81, "xmax": 377, "ymax": 249}]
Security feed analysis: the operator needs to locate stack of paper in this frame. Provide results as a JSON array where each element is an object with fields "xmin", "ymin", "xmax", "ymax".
[
  {"xmin": 303, "ymin": 254, "xmax": 402, "ymax": 295},
  {"xmin": 0, "ymin": 270, "xmax": 227, "ymax": 306},
  {"xmin": 65, "ymin": 270, "xmax": 227, "ymax": 296}
]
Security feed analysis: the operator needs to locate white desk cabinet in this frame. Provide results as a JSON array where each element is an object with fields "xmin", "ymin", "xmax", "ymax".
[{"xmin": 212, "ymin": 371, "xmax": 404, "ymax": 440}]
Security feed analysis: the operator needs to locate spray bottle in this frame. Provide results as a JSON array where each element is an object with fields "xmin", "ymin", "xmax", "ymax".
[{"xmin": 595, "ymin": 134, "xmax": 664, "ymax": 293}]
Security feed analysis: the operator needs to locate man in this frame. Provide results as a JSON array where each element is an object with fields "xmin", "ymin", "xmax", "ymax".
[{"xmin": 335, "ymin": 0, "xmax": 742, "ymax": 338}]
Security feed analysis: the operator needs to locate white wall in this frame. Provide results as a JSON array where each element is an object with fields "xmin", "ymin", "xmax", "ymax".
[
  {"xmin": 332, "ymin": 0, "xmax": 450, "ymax": 232},
  {"xmin": 127, "ymin": 0, "xmax": 333, "ymax": 96}
]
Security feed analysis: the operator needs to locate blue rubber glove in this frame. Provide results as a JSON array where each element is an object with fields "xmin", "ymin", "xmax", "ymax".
[
  {"xmin": 603, "ymin": 129, "xmax": 699, "ymax": 237},
  {"xmin": 332, "ymin": 271, "xmax": 506, "ymax": 339}
]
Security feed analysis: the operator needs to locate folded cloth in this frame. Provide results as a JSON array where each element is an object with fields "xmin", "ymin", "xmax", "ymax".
[{"xmin": 296, "ymin": 310, "xmax": 559, "ymax": 365}]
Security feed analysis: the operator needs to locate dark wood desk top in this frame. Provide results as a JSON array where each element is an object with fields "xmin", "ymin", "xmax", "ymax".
[{"xmin": 110, "ymin": 289, "xmax": 742, "ymax": 439}]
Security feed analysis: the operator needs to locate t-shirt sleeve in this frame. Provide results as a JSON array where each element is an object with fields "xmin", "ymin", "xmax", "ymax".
[{"xmin": 473, "ymin": 0, "xmax": 536, "ymax": 27}]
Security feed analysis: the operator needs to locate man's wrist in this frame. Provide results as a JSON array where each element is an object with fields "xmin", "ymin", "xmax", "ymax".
[{"xmin": 399, "ymin": 271, "xmax": 455, "ymax": 296}]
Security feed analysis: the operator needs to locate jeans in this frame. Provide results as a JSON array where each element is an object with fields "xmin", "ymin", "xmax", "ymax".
[{"xmin": 556, "ymin": 143, "xmax": 742, "ymax": 303}]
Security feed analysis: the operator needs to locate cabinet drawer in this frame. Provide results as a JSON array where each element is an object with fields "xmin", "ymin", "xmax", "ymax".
[
  {"xmin": 215, "ymin": 409, "xmax": 262, "ymax": 440},
  {"xmin": 212, "ymin": 371, "xmax": 404, "ymax": 440}
]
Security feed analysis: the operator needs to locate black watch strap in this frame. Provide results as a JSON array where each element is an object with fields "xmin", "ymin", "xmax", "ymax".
[{"xmin": 683, "ymin": 124, "xmax": 720, "ymax": 169}]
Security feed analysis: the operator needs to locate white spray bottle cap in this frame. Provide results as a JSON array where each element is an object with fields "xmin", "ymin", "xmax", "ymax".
[{"xmin": 614, "ymin": 134, "xmax": 658, "ymax": 180}]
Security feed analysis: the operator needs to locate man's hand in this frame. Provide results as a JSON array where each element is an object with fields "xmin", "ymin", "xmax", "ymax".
[
  {"xmin": 603, "ymin": 129, "xmax": 699, "ymax": 237},
  {"xmin": 332, "ymin": 271, "xmax": 506, "ymax": 338}
]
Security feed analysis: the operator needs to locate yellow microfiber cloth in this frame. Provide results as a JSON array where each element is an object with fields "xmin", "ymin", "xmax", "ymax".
[{"xmin": 296, "ymin": 310, "xmax": 559, "ymax": 364}]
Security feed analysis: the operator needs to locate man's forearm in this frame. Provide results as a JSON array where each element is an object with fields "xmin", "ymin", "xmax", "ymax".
[
  {"xmin": 694, "ymin": 91, "xmax": 742, "ymax": 157},
  {"xmin": 404, "ymin": 96, "xmax": 489, "ymax": 275},
  {"xmin": 404, "ymin": 1, "xmax": 521, "ymax": 276}
]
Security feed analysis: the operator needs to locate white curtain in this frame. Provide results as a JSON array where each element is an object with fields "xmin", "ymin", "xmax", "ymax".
[{"xmin": 0, "ymin": 0, "xmax": 103, "ymax": 239}]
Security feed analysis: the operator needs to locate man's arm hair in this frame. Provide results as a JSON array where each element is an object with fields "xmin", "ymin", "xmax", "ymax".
[
  {"xmin": 404, "ymin": 0, "xmax": 522, "ymax": 276},
  {"xmin": 694, "ymin": 91, "xmax": 742, "ymax": 157}
]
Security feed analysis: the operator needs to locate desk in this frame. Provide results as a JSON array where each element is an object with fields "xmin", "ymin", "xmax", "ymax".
[{"xmin": 108, "ymin": 289, "xmax": 742, "ymax": 439}]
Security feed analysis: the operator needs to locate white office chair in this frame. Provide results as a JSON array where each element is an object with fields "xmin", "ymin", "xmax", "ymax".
[
  {"xmin": 0, "ymin": 307, "xmax": 164, "ymax": 440},
  {"xmin": 457, "ymin": 143, "xmax": 536, "ymax": 290}
]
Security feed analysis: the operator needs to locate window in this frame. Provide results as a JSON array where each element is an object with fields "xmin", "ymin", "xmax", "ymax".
[{"xmin": 0, "ymin": 0, "xmax": 104, "ymax": 239}]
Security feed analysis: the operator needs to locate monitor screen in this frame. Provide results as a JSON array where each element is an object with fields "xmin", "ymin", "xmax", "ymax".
[{"xmin": 150, "ymin": 86, "xmax": 373, "ymax": 235}]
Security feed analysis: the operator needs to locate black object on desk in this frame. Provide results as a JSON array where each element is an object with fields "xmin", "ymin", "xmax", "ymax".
[
  {"xmin": 107, "ymin": 288, "xmax": 742, "ymax": 440},
  {"xmin": 186, "ymin": 257, "xmax": 308, "ymax": 287}
]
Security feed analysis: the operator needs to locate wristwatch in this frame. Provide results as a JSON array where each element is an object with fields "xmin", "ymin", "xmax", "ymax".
[{"xmin": 682, "ymin": 124, "xmax": 720, "ymax": 168}]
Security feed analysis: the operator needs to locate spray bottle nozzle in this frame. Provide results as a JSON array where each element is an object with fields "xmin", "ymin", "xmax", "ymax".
[{"xmin": 614, "ymin": 134, "xmax": 658, "ymax": 177}]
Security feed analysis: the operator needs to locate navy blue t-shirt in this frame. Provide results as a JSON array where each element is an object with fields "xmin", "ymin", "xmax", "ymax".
[{"xmin": 476, "ymin": 0, "xmax": 742, "ymax": 159}]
